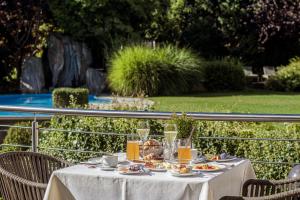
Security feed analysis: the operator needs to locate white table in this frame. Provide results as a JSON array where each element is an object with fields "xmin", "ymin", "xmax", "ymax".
[{"xmin": 44, "ymin": 159, "xmax": 255, "ymax": 200}]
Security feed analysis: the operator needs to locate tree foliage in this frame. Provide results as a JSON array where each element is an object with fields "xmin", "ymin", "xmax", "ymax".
[
  {"xmin": 2, "ymin": 0, "xmax": 300, "ymax": 91},
  {"xmin": 247, "ymin": 0, "xmax": 300, "ymax": 66},
  {"xmin": 147, "ymin": 0, "xmax": 300, "ymax": 66},
  {"xmin": 48, "ymin": 0, "xmax": 160, "ymax": 67},
  {"xmin": 251, "ymin": 0, "xmax": 300, "ymax": 44},
  {"xmin": 0, "ymin": 0, "xmax": 51, "ymax": 89}
]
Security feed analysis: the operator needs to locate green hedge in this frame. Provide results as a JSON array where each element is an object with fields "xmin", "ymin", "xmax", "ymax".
[
  {"xmin": 52, "ymin": 88, "xmax": 89, "ymax": 108},
  {"xmin": 37, "ymin": 112, "xmax": 299, "ymax": 179},
  {"xmin": 2, "ymin": 121, "xmax": 32, "ymax": 152},
  {"xmin": 193, "ymin": 121, "xmax": 300, "ymax": 180},
  {"xmin": 266, "ymin": 57, "xmax": 300, "ymax": 91},
  {"xmin": 39, "ymin": 116, "xmax": 163, "ymax": 162},
  {"xmin": 203, "ymin": 58, "xmax": 246, "ymax": 91},
  {"xmin": 108, "ymin": 45, "xmax": 203, "ymax": 96},
  {"xmin": 2, "ymin": 117, "xmax": 298, "ymax": 179}
]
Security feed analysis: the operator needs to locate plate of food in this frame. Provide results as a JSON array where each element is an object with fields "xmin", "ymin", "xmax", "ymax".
[
  {"xmin": 117, "ymin": 164, "xmax": 145, "ymax": 175},
  {"xmin": 144, "ymin": 162, "xmax": 167, "ymax": 172},
  {"xmin": 170, "ymin": 164, "xmax": 197, "ymax": 177},
  {"xmin": 132, "ymin": 160, "xmax": 146, "ymax": 165},
  {"xmin": 209, "ymin": 153, "xmax": 237, "ymax": 162},
  {"xmin": 192, "ymin": 163, "xmax": 225, "ymax": 172}
]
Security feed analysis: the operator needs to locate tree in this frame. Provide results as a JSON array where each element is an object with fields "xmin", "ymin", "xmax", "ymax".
[
  {"xmin": 145, "ymin": 0, "xmax": 244, "ymax": 58},
  {"xmin": 0, "ymin": 0, "xmax": 51, "ymax": 89},
  {"xmin": 248, "ymin": 0, "xmax": 300, "ymax": 66},
  {"xmin": 147, "ymin": 0, "xmax": 300, "ymax": 67},
  {"xmin": 48, "ymin": 0, "xmax": 160, "ymax": 68}
]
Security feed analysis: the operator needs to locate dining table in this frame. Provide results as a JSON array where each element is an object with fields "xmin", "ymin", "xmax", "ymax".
[{"xmin": 43, "ymin": 159, "xmax": 255, "ymax": 200}]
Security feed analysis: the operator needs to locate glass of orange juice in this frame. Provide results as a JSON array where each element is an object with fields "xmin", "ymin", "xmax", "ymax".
[
  {"xmin": 126, "ymin": 134, "xmax": 140, "ymax": 161},
  {"xmin": 177, "ymin": 139, "xmax": 191, "ymax": 164}
]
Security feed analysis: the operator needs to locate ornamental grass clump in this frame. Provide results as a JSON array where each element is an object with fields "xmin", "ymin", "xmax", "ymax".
[{"xmin": 108, "ymin": 45, "xmax": 203, "ymax": 96}]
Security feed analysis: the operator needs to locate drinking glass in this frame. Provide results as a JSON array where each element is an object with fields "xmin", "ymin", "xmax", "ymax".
[
  {"xmin": 136, "ymin": 121, "xmax": 150, "ymax": 159},
  {"xmin": 126, "ymin": 132, "xmax": 140, "ymax": 161},
  {"xmin": 126, "ymin": 140, "xmax": 140, "ymax": 161},
  {"xmin": 177, "ymin": 139, "xmax": 192, "ymax": 164},
  {"xmin": 163, "ymin": 123, "xmax": 177, "ymax": 161}
]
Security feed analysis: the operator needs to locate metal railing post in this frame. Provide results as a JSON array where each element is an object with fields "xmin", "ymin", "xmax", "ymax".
[{"xmin": 31, "ymin": 120, "xmax": 38, "ymax": 152}]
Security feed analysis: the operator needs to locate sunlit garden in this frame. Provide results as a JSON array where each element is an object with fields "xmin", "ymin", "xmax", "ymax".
[{"xmin": 1, "ymin": 0, "xmax": 300, "ymax": 199}]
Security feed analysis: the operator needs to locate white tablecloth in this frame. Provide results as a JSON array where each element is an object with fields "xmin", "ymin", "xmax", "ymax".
[{"xmin": 44, "ymin": 159, "xmax": 255, "ymax": 200}]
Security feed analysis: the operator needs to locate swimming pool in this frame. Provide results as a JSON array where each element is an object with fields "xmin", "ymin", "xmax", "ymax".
[{"xmin": 0, "ymin": 94, "xmax": 111, "ymax": 116}]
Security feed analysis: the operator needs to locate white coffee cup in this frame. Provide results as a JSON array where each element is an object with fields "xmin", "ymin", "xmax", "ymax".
[
  {"xmin": 191, "ymin": 149, "xmax": 198, "ymax": 160},
  {"xmin": 102, "ymin": 155, "xmax": 118, "ymax": 167}
]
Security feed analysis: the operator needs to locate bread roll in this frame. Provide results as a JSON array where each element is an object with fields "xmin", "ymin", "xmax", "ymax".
[{"xmin": 142, "ymin": 139, "xmax": 163, "ymax": 160}]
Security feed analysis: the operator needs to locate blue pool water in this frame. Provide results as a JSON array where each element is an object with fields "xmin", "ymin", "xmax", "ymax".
[{"xmin": 0, "ymin": 94, "xmax": 111, "ymax": 117}]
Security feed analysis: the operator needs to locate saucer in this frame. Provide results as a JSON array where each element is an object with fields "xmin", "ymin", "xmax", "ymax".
[
  {"xmin": 99, "ymin": 165, "xmax": 117, "ymax": 171},
  {"xmin": 170, "ymin": 171, "xmax": 198, "ymax": 177}
]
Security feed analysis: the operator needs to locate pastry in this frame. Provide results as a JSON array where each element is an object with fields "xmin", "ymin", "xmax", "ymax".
[{"xmin": 142, "ymin": 139, "xmax": 163, "ymax": 160}]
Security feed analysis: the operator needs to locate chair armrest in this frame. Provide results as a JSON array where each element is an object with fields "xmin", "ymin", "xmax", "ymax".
[
  {"xmin": 245, "ymin": 187, "xmax": 300, "ymax": 200},
  {"xmin": 243, "ymin": 178, "xmax": 300, "ymax": 197},
  {"xmin": 221, "ymin": 188, "xmax": 300, "ymax": 200},
  {"xmin": 0, "ymin": 166, "xmax": 47, "ymax": 189}
]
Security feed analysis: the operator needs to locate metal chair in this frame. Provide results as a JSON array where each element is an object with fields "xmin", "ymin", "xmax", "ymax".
[
  {"xmin": 262, "ymin": 66, "xmax": 276, "ymax": 80},
  {"xmin": 243, "ymin": 66, "xmax": 260, "ymax": 83},
  {"xmin": 0, "ymin": 151, "xmax": 70, "ymax": 200},
  {"xmin": 220, "ymin": 178, "xmax": 300, "ymax": 200}
]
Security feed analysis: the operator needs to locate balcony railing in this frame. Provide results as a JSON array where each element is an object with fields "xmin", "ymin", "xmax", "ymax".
[{"xmin": 0, "ymin": 105, "xmax": 299, "ymax": 166}]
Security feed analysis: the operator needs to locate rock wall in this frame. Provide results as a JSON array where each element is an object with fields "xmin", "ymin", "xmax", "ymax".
[
  {"xmin": 20, "ymin": 57, "xmax": 45, "ymax": 93},
  {"xmin": 48, "ymin": 34, "xmax": 92, "ymax": 87},
  {"xmin": 48, "ymin": 34, "xmax": 64, "ymax": 87},
  {"xmin": 20, "ymin": 34, "xmax": 106, "ymax": 95},
  {"xmin": 86, "ymin": 68, "xmax": 106, "ymax": 95}
]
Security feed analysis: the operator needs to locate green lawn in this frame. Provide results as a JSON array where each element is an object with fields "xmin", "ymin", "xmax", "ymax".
[{"xmin": 150, "ymin": 91, "xmax": 300, "ymax": 114}]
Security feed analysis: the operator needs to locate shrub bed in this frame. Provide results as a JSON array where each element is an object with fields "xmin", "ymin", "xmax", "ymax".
[
  {"xmin": 2, "ymin": 121, "xmax": 32, "ymax": 152},
  {"xmin": 38, "ymin": 111, "xmax": 298, "ymax": 179},
  {"xmin": 108, "ymin": 45, "xmax": 203, "ymax": 96},
  {"xmin": 193, "ymin": 121, "xmax": 300, "ymax": 180},
  {"xmin": 2, "ymin": 115, "xmax": 297, "ymax": 179},
  {"xmin": 203, "ymin": 58, "xmax": 246, "ymax": 91},
  {"xmin": 39, "ymin": 116, "xmax": 163, "ymax": 162},
  {"xmin": 52, "ymin": 88, "xmax": 89, "ymax": 108},
  {"xmin": 266, "ymin": 57, "xmax": 300, "ymax": 91}
]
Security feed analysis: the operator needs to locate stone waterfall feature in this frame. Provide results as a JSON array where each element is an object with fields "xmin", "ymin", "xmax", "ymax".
[
  {"xmin": 48, "ymin": 34, "xmax": 92, "ymax": 87},
  {"xmin": 48, "ymin": 34, "xmax": 64, "ymax": 87},
  {"xmin": 86, "ymin": 68, "xmax": 106, "ymax": 95},
  {"xmin": 20, "ymin": 34, "xmax": 106, "ymax": 94},
  {"xmin": 20, "ymin": 57, "xmax": 45, "ymax": 93}
]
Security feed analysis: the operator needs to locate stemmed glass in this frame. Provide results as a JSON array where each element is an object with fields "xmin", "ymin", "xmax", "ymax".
[
  {"xmin": 163, "ymin": 123, "xmax": 178, "ymax": 161},
  {"xmin": 136, "ymin": 121, "xmax": 150, "ymax": 160}
]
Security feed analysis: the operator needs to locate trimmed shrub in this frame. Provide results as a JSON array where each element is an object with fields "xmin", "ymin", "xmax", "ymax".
[
  {"xmin": 266, "ymin": 57, "xmax": 300, "ymax": 91},
  {"xmin": 108, "ymin": 45, "xmax": 203, "ymax": 96},
  {"xmin": 203, "ymin": 58, "xmax": 246, "ymax": 91},
  {"xmin": 52, "ymin": 88, "xmax": 89, "ymax": 108},
  {"xmin": 3, "ymin": 121, "xmax": 32, "ymax": 151}
]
